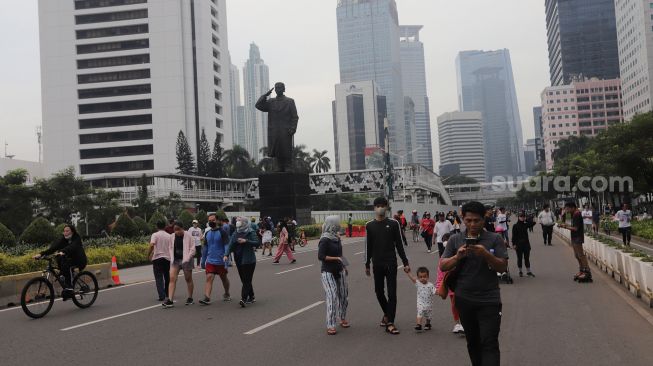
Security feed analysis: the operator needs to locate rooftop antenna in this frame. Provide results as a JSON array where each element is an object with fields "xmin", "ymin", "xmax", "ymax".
[
  {"xmin": 4, "ymin": 141, "xmax": 15, "ymax": 159},
  {"xmin": 36, "ymin": 126, "xmax": 43, "ymax": 163}
]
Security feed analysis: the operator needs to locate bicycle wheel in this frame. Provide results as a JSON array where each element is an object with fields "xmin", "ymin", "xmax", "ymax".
[
  {"xmin": 71, "ymin": 271, "xmax": 98, "ymax": 309},
  {"xmin": 20, "ymin": 277, "xmax": 55, "ymax": 319},
  {"xmin": 412, "ymin": 229, "xmax": 419, "ymax": 242}
]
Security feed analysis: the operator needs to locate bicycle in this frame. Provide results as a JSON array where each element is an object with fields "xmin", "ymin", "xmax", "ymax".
[
  {"xmin": 20, "ymin": 255, "xmax": 98, "ymax": 319},
  {"xmin": 410, "ymin": 224, "xmax": 420, "ymax": 242}
]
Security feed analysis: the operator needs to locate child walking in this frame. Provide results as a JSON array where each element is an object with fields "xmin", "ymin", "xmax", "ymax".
[
  {"xmin": 405, "ymin": 266, "xmax": 436, "ymax": 331},
  {"xmin": 436, "ymin": 234, "xmax": 464, "ymax": 334}
]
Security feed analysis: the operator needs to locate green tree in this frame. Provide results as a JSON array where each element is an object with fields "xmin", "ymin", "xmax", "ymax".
[
  {"xmin": 292, "ymin": 144, "xmax": 313, "ymax": 174},
  {"xmin": 82, "ymin": 190, "xmax": 123, "ymax": 236},
  {"xmin": 195, "ymin": 210, "xmax": 208, "ymax": 228},
  {"xmin": 32, "ymin": 168, "xmax": 94, "ymax": 224},
  {"xmin": 224, "ymin": 145, "xmax": 255, "ymax": 178},
  {"xmin": 0, "ymin": 222, "xmax": 17, "ymax": 247},
  {"xmin": 0, "ymin": 169, "xmax": 35, "ymax": 235},
  {"xmin": 311, "ymin": 149, "xmax": 331, "ymax": 173},
  {"xmin": 178, "ymin": 210, "xmax": 195, "ymax": 229},
  {"xmin": 148, "ymin": 211, "xmax": 168, "ymax": 230},
  {"xmin": 19, "ymin": 217, "xmax": 58, "ymax": 245},
  {"xmin": 197, "ymin": 129, "xmax": 211, "ymax": 177},
  {"xmin": 132, "ymin": 174, "xmax": 156, "ymax": 219},
  {"xmin": 112, "ymin": 213, "xmax": 139, "ymax": 238},
  {"xmin": 209, "ymin": 133, "xmax": 225, "ymax": 178},
  {"xmin": 156, "ymin": 193, "xmax": 183, "ymax": 220},
  {"xmin": 176, "ymin": 130, "xmax": 196, "ymax": 176},
  {"xmin": 257, "ymin": 146, "xmax": 275, "ymax": 173},
  {"xmin": 133, "ymin": 216, "xmax": 151, "ymax": 236}
]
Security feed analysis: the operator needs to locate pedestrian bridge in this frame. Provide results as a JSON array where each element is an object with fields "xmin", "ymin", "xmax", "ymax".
[
  {"xmin": 86, "ymin": 164, "xmax": 452, "ymax": 207},
  {"xmin": 446, "ymin": 180, "xmax": 529, "ymax": 205}
]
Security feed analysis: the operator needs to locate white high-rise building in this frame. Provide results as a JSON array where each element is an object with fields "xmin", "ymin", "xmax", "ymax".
[
  {"xmin": 39, "ymin": 0, "xmax": 232, "ymax": 177},
  {"xmin": 437, "ymin": 112, "xmax": 486, "ymax": 182},
  {"xmin": 332, "ymin": 81, "xmax": 387, "ymax": 172},
  {"xmin": 242, "ymin": 43, "xmax": 269, "ymax": 161},
  {"xmin": 229, "ymin": 63, "xmax": 245, "ymax": 147},
  {"xmin": 615, "ymin": 0, "xmax": 653, "ymax": 120}
]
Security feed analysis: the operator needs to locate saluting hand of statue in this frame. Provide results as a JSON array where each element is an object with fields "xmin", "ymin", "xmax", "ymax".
[{"xmin": 265, "ymin": 87, "xmax": 274, "ymax": 97}]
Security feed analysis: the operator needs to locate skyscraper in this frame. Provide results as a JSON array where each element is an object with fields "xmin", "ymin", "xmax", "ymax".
[
  {"xmin": 242, "ymin": 43, "xmax": 269, "ymax": 160},
  {"xmin": 39, "ymin": 0, "xmax": 232, "ymax": 177},
  {"xmin": 229, "ymin": 63, "xmax": 245, "ymax": 148},
  {"xmin": 615, "ymin": 0, "xmax": 653, "ymax": 120},
  {"xmin": 545, "ymin": 0, "xmax": 620, "ymax": 86},
  {"xmin": 336, "ymin": 0, "xmax": 409, "ymax": 161},
  {"xmin": 332, "ymin": 81, "xmax": 387, "ymax": 171},
  {"xmin": 456, "ymin": 50, "xmax": 525, "ymax": 179},
  {"xmin": 437, "ymin": 112, "xmax": 486, "ymax": 182},
  {"xmin": 400, "ymin": 25, "xmax": 433, "ymax": 170}
]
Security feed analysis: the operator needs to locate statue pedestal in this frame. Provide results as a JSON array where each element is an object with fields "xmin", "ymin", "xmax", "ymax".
[{"xmin": 259, "ymin": 172, "xmax": 312, "ymax": 225}]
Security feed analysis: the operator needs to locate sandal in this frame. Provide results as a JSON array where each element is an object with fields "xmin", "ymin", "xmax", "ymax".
[
  {"xmin": 340, "ymin": 320, "xmax": 351, "ymax": 328},
  {"xmin": 385, "ymin": 324, "xmax": 400, "ymax": 335},
  {"xmin": 379, "ymin": 316, "xmax": 389, "ymax": 327},
  {"xmin": 327, "ymin": 328, "xmax": 337, "ymax": 335}
]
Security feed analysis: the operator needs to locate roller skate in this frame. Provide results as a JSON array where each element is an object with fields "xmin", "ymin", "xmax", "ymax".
[
  {"xmin": 576, "ymin": 269, "xmax": 593, "ymax": 283},
  {"xmin": 573, "ymin": 271, "xmax": 583, "ymax": 281}
]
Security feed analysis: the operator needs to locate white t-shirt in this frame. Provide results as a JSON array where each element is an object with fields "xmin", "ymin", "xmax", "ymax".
[
  {"xmin": 435, "ymin": 220, "xmax": 453, "ymax": 243},
  {"xmin": 150, "ymin": 230, "xmax": 171, "ymax": 261},
  {"xmin": 581, "ymin": 209, "xmax": 593, "ymax": 225},
  {"xmin": 538, "ymin": 210, "xmax": 555, "ymax": 226},
  {"xmin": 616, "ymin": 210, "xmax": 632, "ymax": 228},
  {"xmin": 188, "ymin": 227, "xmax": 202, "ymax": 246},
  {"xmin": 495, "ymin": 213, "xmax": 508, "ymax": 232},
  {"xmin": 415, "ymin": 281, "xmax": 436, "ymax": 311}
]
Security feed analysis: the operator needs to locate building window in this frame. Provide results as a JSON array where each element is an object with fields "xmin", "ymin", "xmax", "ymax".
[
  {"xmin": 80, "ymin": 159, "xmax": 154, "ymax": 174},
  {"xmin": 214, "ymin": 91, "xmax": 222, "ymax": 101},
  {"xmin": 78, "ymin": 99, "xmax": 152, "ymax": 114},
  {"xmin": 76, "ymin": 24, "xmax": 149, "ymax": 39},
  {"xmin": 212, "ymin": 35, "xmax": 219, "ymax": 46},
  {"xmin": 211, "ymin": 21, "xmax": 218, "ymax": 31},
  {"xmin": 213, "ymin": 49, "xmax": 220, "ymax": 59},
  {"xmin": 214, "ymin": 77, "xmax": 221, "ymax": 87},
  {"xmin": 79, "ymin": 129, "xmax": 153, "ymax": 144},
  {"xmin": 216, "ymin": 118, "xmax": 223, "ymax": 128},
  {"xmin": 77, "ymin": 39, "xmax": 149, "ymax": 54},
  {"xmin": 75, "ymin": 9, "xmax": 148, "ymax": 24},
  {"xmin": 77, "ymin": 69, "xmax": 150, "ymax": 84},
  {"xmin": 79, "ymin": 114, "xmax": 152, "ymax": 129},
  {"xmin": 213, "ymin": 62, "xmax": 221, "ymax": 73},
  {"xmin": 78, "ymin": 84, "xmax": 151, "ymax": 99},
  {"xmin": 80, "ymin": 144, "xmax": 153, "ymax": 159},
  {"xmin": 215, "ymin": 104, "xmax": 222, "ymax": 115},
  {"xmin": 210, "ymin": 7, "xmax": 218, "ymax": 18},
  {"xmin": 77, "ymin": 54, "xmax": 150, "ymax": 69},
  {"xmin": 74, "ymin": 0, "xmax": 147, "ymax": 10}
]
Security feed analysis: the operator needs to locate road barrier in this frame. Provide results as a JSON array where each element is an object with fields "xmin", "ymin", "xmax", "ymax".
[
  {"xmin": 554, "ymin": 227, "xmax": 653, "ymax": 308},
  {"xmin": 0, "ymin": 262, "xmax": 112, "ymax": 308}
]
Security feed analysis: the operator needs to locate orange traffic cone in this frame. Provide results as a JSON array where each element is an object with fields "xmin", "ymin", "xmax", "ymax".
[{"xmin": 111, "ymin": 256, "xmax": 121, "ymax": 286}]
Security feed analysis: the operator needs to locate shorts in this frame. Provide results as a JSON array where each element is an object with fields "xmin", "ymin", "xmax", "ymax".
[
  {"xmin": 171, "ymin": 259, "xmax": 194, "ymax": 272},
  {"xmin": 205, "ymin": 263, "xmax": 228, "ymax": 276},
  {"xmin": 417, "ymin": 308, "xmax": 433, "ymax": 320}
]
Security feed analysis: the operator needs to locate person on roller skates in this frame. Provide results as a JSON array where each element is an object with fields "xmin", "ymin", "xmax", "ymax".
[{"xmin": 558, "ymin": 201, "xmax": 592, "ymax": 283}]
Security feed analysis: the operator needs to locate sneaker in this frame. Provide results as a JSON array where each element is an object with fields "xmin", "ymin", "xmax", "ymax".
[
  {"xmin": 272, "ymin": 261, "xmax": 280, "ymax": 264},
  {"xmin": 185, "ymin": 298, "xmax": 194, "ymax": 305},
  {"xmin": 453, "ymin": 323, "xmax": 464, "ymax": 334},
  {"xmin": 414, "ymin": 324, "xmax": 423, "ymax": 331},
  {"xmin": 246, "ymin": 297, "xmax": 256, "ymax": 304},
  {"xmin": 527, "ymin": 272, "xmax": 535, "ymax": 278},
  {"xmin": 62, "ymin": 288, "xmax": 73, "ymax": 301},
  {"xmin": 199, "ymin": 297, "xmax": 211, "ymax": 305},
  {"xmin": 157, "ymin": 297, "xmax": 165, "ymax": 302},
  {"xmin": 427, "ymin": 250, "xmax": 432, "ymax": 253},
  {"xmin": 424, "ymin": 322, "xmax": 432, "ymax": 331},
  {"xmin": 162, "ymin": 299, "xmax": 174, "ymax": 308},
  {"xmin": 290, "ymin": 259, "xmax": 297, "ymax": 264},
  {"xmin": 267, "ymin": 253, "xmax": 272, "ymax": 257},
  {"xmin": 223, "ymin": 294, "xmax": 231, "ymax": 302},
  {"xmin": 239, "ymin": 300, "xmax": 246, "ymax": 308}
]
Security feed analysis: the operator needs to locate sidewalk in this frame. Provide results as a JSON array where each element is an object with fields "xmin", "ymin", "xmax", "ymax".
[{"xmin": 117, "ymin": 236, "xmax": 365, "ymax": 284}]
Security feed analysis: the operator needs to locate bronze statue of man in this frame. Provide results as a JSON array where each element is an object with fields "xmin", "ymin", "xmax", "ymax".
[{"xmin": 255, "ymin": 82, "xmax": 299, "ymax": 172}]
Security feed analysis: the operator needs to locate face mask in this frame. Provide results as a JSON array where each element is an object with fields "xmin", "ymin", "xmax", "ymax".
[
  {"xmin": 208, "ymin": 222, "xmax": 217, "ymax": 228},
  {"xmin": 64, "ymin": 234, "xmax": 72, "ymax": 240},
  {"xmin": 375, "ymin": 207, "xmax": 387, "ymax": 217},
  {"xmin": 236, "ymin": 221, "xmax": 243, "ymax": 228}
]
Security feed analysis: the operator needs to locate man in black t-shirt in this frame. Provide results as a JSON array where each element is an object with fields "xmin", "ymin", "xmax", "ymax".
[
  {"xmin": 441, "ymin": 201, "xmax": 508, "ymax": 366},
  {"xmin": 365, "ymin": 197, "xmax": 410, "ymax": 335},
  {"xmin": 558, "ymin": 201, "xmax": 591, "ymax": 282}
]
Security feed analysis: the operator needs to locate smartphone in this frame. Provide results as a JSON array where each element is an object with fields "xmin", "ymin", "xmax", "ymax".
[{"xmin": 465, "ymin": 237, "xmax": 479, "ymax": 247}]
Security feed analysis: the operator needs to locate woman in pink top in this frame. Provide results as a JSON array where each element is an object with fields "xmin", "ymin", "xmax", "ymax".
[
  {"xmin": 162, "ymin": 222, "xmax": 196, "ymax": 308},
  {"xmin": 272, "ymin": 220, "xmax": 296, "ymax": 264},
  {"xmin": 435, "ymin": 233, "xmax": 464, "ymax": 334}
]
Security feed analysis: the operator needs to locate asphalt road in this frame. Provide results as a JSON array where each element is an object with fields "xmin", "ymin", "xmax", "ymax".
[{"xmin": 1, "ymin": 226, "xmax": 653, "ymax": 366}]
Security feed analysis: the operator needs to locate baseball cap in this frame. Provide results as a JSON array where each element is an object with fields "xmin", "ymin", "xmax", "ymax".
[{"xmin": 192, "ymin": 220, "xmax": 199, "ymax": 224}]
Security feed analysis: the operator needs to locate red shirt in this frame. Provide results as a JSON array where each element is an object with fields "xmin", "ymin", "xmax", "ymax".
[{"xmin": 420, "ymin": 219, "xmax": 435, "ymax": 235}]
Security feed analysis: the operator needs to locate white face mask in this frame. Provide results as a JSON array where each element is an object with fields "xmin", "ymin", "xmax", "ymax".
[
  {"xmin": 236, "ymin": 221, "xmax": 243, "ymax": 228},
  {"xmin": 64, "ymin": 233, "xmax": 72, "ymax": 240},
  {"xmin": 375, "ymin": 207, "xmax": 387, "ymax": 217}
]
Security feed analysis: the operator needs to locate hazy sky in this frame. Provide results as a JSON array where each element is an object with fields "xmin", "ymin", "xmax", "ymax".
[{"xmin": 0, "ymin": 0, "xmax": 550, "ymax": 170}]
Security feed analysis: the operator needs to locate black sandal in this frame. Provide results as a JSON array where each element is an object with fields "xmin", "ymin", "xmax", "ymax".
[
  {"xmin": 379, "ymin": 316, "xmax": 389, "ymax": 327},
  {"xmin": 385, "ymin": 324, "xmax": 400, "ymax": 335}
]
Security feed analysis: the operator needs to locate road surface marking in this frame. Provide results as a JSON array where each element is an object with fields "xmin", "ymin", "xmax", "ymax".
[
  {"xmin": 354, "ymin": 251, "xmax": 364, "ymax": 255},
  {"xmin": 60, "ymin": 304, "xmax": 161, "ymax": 331},
  {"xmin": 275, "ymin": 264, "xmax": 314, "ymax": 275},
  {"xmin": 244, "ymin": 301, "xmax": 324, "ymax": 335}
]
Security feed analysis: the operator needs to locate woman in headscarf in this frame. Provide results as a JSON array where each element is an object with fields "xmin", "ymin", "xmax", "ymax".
[
  {"xmin": 317, "ymin": 215, "xmax": 349, "ymax": 335},
  {"xmin": 224, "ymin": 216, "xmax": 261, "ymax": 307}
]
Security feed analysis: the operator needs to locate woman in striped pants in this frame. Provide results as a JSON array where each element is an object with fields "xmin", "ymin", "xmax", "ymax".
[{"xmin": 318, "ymin": 215, "xmax": 349, "ymax": 335}]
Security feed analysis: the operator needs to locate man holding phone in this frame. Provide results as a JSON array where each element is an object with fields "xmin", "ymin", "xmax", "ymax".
[
  {"xmin": 365, "ymin": 197, "xmax": 410, "ymax": 335},
  {"xmin": 440, "ymin": 201, "xmax": 508, "ymax": 366}
]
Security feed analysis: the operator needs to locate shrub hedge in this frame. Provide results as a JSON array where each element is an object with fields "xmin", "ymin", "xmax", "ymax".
[
  {"xmin": 132, "ymin": 216, "xmax": 151, "ymax": 236},
  {"xmin": 148, "ymin": 211, "xmax": 167, "ymax": 231},
  {"xmin": 19, "ymin": 217, "xmax": 58, "ymax": 245},
  {"xmin": 112, "ymin": 213, "xmax": 139, "ymax": 238},
  {"xmin": 0, "ymin": 223, "xmax": 16, "ymax": 247},
  {"xmin": 178, "ymin": 210, "xmax": 195, "ymax": 229}
]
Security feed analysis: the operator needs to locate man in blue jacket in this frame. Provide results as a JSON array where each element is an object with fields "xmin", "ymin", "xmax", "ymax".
[{"xmin": 200, "ymin": 214, "xmax": 231, "ymax": 305}]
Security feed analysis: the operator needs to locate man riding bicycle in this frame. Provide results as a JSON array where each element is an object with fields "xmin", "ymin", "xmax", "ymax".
[
  {"xmin": 410, "ymin": 210, "xmax": 420, "ymax": 228},
  {"xmin": 33, "ymin": 224, "xmax": 88, "ymax": 300}
]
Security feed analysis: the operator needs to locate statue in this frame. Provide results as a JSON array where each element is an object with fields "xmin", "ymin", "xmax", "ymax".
[{"xmin": 255, "ymin": 82, "xmax": 299, "ymax": 172}]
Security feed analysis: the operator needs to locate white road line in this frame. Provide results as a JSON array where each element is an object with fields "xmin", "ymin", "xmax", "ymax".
[
  {"xmin": 354, "ymin": 251, "xmax": 364, "ymax": 255},
  {"xmin": 275, "ymin": 264, "xmax": 314, "ymax": 275},
  {"xmin": 244, "ymin": 301, "xmax": 324, "ymax": 335},
  {"xmin": 60, "ymin": 304, "xmax": 161, "ymax": 331}
]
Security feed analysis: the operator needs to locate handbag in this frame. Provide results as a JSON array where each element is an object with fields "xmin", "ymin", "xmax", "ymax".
[{"xmin": 437, "ymin": 263, "xmax": 461, "ymax": 299}]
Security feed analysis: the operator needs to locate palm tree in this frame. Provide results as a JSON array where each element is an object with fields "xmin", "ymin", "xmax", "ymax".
[
  {"xmin": 223, "ymin": 145, "xmax": 254, "ymax": 178},
  {"xmin": 257, "ymin": 147, "xmax": 275, "ymax": 173},
  {"xmin": 292, "ymin": 145, "xmax": 313, "ymax": 174},
  {"xmin": 310, "ymin": 149, "xmax": 331, "ymax": 173}
]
